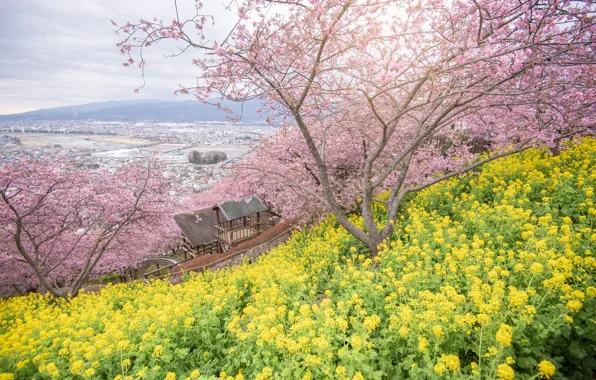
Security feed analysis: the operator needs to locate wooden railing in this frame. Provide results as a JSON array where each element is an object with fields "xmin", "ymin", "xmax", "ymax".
[
  {"xmin": 143, "ymin": 224, "xmax": 293, "ymax": 282},
  {"xmin": 216, "ymin": 214, "xmax": 271, "ymax": 246}
]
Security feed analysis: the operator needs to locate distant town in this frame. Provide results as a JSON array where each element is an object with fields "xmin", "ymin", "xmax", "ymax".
[{"xmin": 0, "ymin": 120, "xmax": 275, "ymax": 193}]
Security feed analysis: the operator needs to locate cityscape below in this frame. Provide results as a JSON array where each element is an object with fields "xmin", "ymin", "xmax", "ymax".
[{"xmin": 0, "ymin": 103, "xmax": 275, "ymax": 194}]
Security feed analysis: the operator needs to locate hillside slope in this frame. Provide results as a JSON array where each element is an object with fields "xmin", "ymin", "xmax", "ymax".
[{"xmin": 1, "ymin": 139, "xmax": 595, "ymax": 380}]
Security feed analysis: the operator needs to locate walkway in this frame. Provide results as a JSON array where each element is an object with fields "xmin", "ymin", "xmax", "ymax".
[{"xmin": 144, "ymin": 220, "xmax": 294, "ymax": 281}]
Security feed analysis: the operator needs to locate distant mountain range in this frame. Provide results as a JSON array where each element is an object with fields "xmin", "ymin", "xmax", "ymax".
[{"xmin": 0, "ymin": 99, "xmax": 266, "ymax": 122}]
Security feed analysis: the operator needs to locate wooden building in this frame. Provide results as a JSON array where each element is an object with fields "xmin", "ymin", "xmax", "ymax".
[
  {"xmin": 173, "ymin": 196, "xmax": 273, "ymax": 256},
  {"xmin": 173, "ymin": 207, "xmax": 220, "ymax": 256},
  {"xmin": 213, "ymin": 196, "xmax": 269, "ymax": 250}
]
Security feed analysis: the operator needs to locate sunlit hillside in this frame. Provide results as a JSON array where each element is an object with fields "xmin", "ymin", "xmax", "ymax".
[{"xmin": 1, "ymin": 139, "xmax": 595, "ymax": 380}]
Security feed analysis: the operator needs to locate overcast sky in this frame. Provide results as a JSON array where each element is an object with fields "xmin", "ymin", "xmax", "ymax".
[{"xmin": 0, "ymin": 0, "xmax": 236, "ymax": 115}]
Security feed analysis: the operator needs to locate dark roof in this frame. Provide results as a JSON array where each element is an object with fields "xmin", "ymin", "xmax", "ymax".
[
  {"xmin": 173, "ymin": 207, "xmax": 218, "ymax": 248},
  {"xmin": 214, "ymin": 195, "xmax": 267, "ymax": 221}
]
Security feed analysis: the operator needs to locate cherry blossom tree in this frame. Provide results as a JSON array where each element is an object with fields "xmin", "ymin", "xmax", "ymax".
[
  {"xmin": 0, "ymin": 157, "xmax": 178, "ymax": 298},
  {"xmin": 183, "ymin": 126, "xmax": 364, "ymax": 222},
  {"xmin": 116, "ymin": 0, "xmax": 596, "ymax": 255}
]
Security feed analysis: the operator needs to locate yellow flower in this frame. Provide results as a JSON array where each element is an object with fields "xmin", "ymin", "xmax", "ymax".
[
  {"xmin": 363, "ymin": 315, "xmax": 381, "ymax": 332},
  {"xmin": 418, "ymin": 336, "xmax": 428, "ymax": 352},
  {"xmin": 45, "ymin": 363, "xmax": 59, "ymax": 377},
  {"xmin": 521, "ymin": 305, "xmax": 537, "ymax": 323},
  {"xmin": 496, "ymin": 363, "xmax": 515, "ymax": 380},
  {"xmin": 183, "ymin": 317, "xmax": 195, "ymax": 328},
  {"xmin": 434, "ymin": 362, "xmax": 446, "ymax": 375},
  {"xmin": 190, "ymin": 369, "xmax": 200, "ymax": 379},
  {"xmin": 514, "ymin": 263, "xmax": 525, "ymax": 272},
  {"xmin": 352, "ymin": 372, "xmax": 364, "ymax": 380},
  {"xmin": 336, "ymin": 317, "xmax": 349, "ymax": 330},
  {"xmin": 398, "ymin": 326, "xmax": 409, "ymax": 337},
  {"xmin": 335, "ymin": 366, "xmax": 347, "ymax": 377},
  {"xmin": 496, "ymin": 324, "xmax": 513, "ymax": 346},
  {"xmin": 566, "ymin": 299, "xmax": 582, "ymax": 312},
  {"xmin": 152, "ymin": 345, "xmax": 163, "ymax": 358},
  {"xmin": 441, "ymin": 354, "xmax": 460, "ymax": 372},
  {"xmin": 305, "ymin": 355, "xmax": 322, "ymax": 366},
  {"xmin": 508, "ymin": 288, "xmax": 528, "ymax": 308},
  {"xmin": 530, "ymin": 263, "xmax": 544, "ymax": 274},
  {"xmin": 351, "ymin": 336, "xmax": 363, "ymax": 349},
  {"xmin": 255, "ymin": 367, "xmax": 273, "ymax": 380},
  {"xmin": 477, "ymin": 313, "xmax": 490, "ymax": 325},
  {"xmin": 15, "ymin": 360, "xmax": 29, "ymax": 370},
  {"xmin": 537, "ymin": 360, "xmax": 556, "ymax": 379},
  {"xmin": 432, "ymin": 325, "xmax": 444, "ymax": 338},
  {"xmin": 71, "ymin": 360, "xmax": 85, "ymax": 375},
  {"xmin": 299, "ymin": 304, "xmax": 311, "ymax": 317},
  {"xmin": 571, "ymin": 290, "xmax": 585, "ymax": 300}
]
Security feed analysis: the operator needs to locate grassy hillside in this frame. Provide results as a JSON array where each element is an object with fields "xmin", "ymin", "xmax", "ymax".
[{"xmin": 1, "ymin": 139, "xmax": 595, "ymax": 380}]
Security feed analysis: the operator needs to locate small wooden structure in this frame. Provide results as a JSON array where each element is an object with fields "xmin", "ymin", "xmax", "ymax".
[
  {"xmin": 173, "ymin": 195, "xmax": 273, "ymax": 256},
  {"xmin": 173, "ymin": 208, "xmax": 219, "ymax": 257},
  {"xmin": 213, "ymin": 196, "xmax": 269, "ymax": 251}
]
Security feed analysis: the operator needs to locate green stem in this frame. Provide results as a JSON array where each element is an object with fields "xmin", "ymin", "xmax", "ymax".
[
  {"xmin": 544, "ymin": 313, "xmax": 564, "ymax": 333},
  {"xmin": 477, "ymin": 325, "xmax": 484, "ymax": 378},
  {"xmin": 526, "ymin": 274, "xmax": 535, "ymax": 290},
  {"xmin": 535, "ymin": 287, "xmax": 552, "ymax": 312}
]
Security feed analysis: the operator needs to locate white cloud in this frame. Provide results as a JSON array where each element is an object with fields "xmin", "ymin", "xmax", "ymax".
[{"xmin": 0, "ymin": 0, "xmax": 237, "ymax": 114}]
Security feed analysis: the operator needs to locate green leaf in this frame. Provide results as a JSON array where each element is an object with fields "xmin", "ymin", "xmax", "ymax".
[
  {"xmin": 517, "ymin": 356, "xmax": 537, "ymax": 369},
  {"xmin": 568, "ymin": 341, "xmax": 587, "ymax": 359}
]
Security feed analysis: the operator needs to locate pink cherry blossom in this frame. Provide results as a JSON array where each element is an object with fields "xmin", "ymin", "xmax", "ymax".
[
  {"xmin": 116, "ymin": 0, "xmax": 596, "ymax": 255},
  {"xmin": 0, "ymin": 157, "xmax": 180, "ymax": 297}
]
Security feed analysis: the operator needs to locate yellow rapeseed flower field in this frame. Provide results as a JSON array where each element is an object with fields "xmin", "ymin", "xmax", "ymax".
[{"xmin": 1, "ymin": 138, "xmax": 595, "ymax": 379}]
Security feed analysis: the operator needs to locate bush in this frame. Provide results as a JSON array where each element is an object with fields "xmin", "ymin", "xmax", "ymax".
[
  {"xmin": 99, "ymin": 273, "xmax": 122, "ymax": 284},
  {"xmin": 0, "ymin": 139, "xmax": 595, "ymax": 379}
]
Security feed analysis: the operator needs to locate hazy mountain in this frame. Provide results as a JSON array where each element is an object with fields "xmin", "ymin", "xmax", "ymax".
[{"xmin": 0, "ymin": 99, "xmax": 265, "ymax": 122}]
